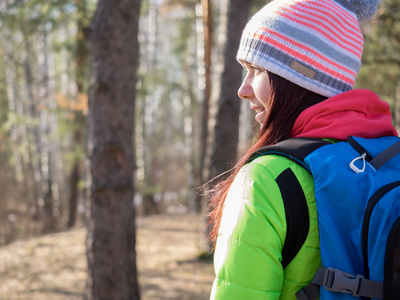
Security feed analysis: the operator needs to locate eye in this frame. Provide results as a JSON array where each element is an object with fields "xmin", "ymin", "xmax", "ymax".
[
  {"xmin": 251, "ymin": 65, "xmax": 261, "ymax": 72},
  {"xmin": 241, "ymin": 62, "xmax": 264, "ymax": 75}
]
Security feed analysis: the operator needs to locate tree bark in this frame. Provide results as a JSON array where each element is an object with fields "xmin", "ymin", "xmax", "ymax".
[
  {"xmin": 37, "ymin": 27, "xmax": 58, "ymax": 233},
  {"xmin": 208, "ymin": 0, "xmax": 252, "ymax": 180},
  {"xmin": 22, "ymin": 36, "xmax": 42, "ymax": 221},
  {"xmin": 67, "ymin": 0, "xmax": 90, "ymax": 229},
  {"xmin": 198, "ymin": 0, "xmax": 213, "ymax": 184},
  {"xmin": 67, "ymin": 160, "xmax": 80, "ymax": 228},
  {"xmin": 85, "ymin": 0, "xmax": 141, "ymax": 299}
]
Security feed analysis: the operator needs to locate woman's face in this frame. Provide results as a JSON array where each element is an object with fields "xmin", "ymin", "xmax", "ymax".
[{"xmin": 238, "ymin": 61, "xmax": 271, "ymax": 127}]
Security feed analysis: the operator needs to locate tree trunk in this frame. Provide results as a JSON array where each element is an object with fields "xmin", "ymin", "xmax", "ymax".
[
  {"xmin": 182, "ymin": 64, "xmax": 197, "ymax": 213},
  {"xmin": 46, "ymin": 28, "xmax": 65, "ymax": 223},
  {"xmin": 3, "ymin": 50, "xmax": 24, "ymax": 182},
  {"xmin": 67, "ymin": 160, "xmax": 80, "ymax": 228},
  {"xmin": 85, "ymin": 0, "xmax": 141, "ymax": 299},
  {"xmin": 197, "ymin": 0, "xmax": 213, "ymax": 184},
  {"xmin": 208, "ymin": 0, "xmax": 252, "ymax": 180},
  {"xmin": 143, "ymin": 0, "xmax": 158, "ymax": 202},
  {"xmin": 67, "ymin": 0, "xmax": 90, "ymax": 229},
  {"xmin": 22, "ymin": 36, "xmax": 43, "ymax": 221},
  {"xmin": 36, "ymin": 27, "xmax": 59, "ymax": 233}
]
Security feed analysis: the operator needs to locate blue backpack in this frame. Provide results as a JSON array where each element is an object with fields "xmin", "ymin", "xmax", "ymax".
[{"xmin": 249, "ymin": 136, "xmax": 400, "ymax": 300}]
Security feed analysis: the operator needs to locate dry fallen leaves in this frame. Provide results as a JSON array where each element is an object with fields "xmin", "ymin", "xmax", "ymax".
[{"xmin": 0, "ymin": 214, "xmax": 214, "ymax": 300}]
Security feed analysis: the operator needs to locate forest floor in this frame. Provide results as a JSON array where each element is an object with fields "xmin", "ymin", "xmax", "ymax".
[{"xmin": 0, "ymin": 214, "xmax": 214, "ymax": 300}]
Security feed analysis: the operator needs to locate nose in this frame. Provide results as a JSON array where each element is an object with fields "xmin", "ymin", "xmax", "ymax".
[{"xmin": 238, "ymin": 75, "xmax": 253, "ymax": 100}]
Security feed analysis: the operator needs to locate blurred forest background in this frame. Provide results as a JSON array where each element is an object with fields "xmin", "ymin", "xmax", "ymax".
[{"xmin": 0, "ymin": 0, "xmax": 399, "ymax": 298}]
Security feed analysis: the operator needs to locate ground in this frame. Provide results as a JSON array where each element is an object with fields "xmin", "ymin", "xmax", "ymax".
[{"xmin": 0, "ymin": 214, "xmax": 214, "ymax": 300}]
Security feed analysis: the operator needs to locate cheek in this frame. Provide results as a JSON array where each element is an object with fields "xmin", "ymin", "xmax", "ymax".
[{"xmin": 255, "ymin": 83, "xmax": 271, "ymax": 107}]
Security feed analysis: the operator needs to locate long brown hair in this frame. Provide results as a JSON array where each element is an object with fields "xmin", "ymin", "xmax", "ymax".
[{"xmin": 206, "ymin": 71, "xmax": 327, "ymax": 249}]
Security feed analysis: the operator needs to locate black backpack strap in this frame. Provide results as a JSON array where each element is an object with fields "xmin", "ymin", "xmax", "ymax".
[
  {"xmin": 347, "ymin": 136, "xmax": 400, "ymax": 170},
  {"xmin": 277, "ymin": 168, "xmax": 310, "ymax": 269},
  {"xmin": 247, "ymin": 138, "xmax": 331, "ymax": 269},
  {"xmin": 247, "ymin": 137, "xmax": 332, "ymax": 172},
  {"xmin": 370, "ymin": 140, "xmax": 400, "ymax": 170}
]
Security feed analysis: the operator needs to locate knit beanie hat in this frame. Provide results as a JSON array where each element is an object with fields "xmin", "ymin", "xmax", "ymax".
[{"xmin": 236, "ymin": 0, "xmax": 380, "ymax": 98}]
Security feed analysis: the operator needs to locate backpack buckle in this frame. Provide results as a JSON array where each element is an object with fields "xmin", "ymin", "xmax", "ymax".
[{"xmin": 323, "ymin": 268, "xmax": 363, "ymax": 297}]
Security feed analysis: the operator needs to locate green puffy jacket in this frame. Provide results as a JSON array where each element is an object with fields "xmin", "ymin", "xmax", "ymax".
[{"xmin": 210, "ymin": 154, "xmax": 321, "ymax": 299}]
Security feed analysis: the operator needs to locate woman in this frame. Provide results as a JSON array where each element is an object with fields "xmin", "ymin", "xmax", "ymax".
[{"xmin": 208, "ymin": 0, "xmax": 398, "ymax": 299}]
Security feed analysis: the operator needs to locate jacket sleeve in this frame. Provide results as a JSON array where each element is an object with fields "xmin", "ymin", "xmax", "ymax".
[{"xmin": 210, "ymin": 160, "xmax": 287, "ymax": 300}]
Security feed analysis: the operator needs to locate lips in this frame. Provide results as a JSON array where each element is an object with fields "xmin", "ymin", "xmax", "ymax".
[{"xmin": 250, "ymin": 104, "xmax": 266, "ymax": 124}]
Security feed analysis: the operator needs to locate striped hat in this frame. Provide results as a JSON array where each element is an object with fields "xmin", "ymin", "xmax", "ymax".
[{"xmin": 237, "ymin": 0, "xmax": 380, "ymax": 97}]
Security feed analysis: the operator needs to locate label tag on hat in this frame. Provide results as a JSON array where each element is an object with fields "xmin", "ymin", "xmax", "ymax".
[{"xmin": 291, "ymin": 61, "xmax": 316, "ymax": 79}]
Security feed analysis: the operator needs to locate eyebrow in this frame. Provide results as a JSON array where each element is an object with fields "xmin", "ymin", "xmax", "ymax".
[
  {"xmin": 243, "ymin": 62, "xmax": 268, "ymax": 73},
  {"xmin": 241, "ymin": 61, "xmax": 254, "ymax": 70}
]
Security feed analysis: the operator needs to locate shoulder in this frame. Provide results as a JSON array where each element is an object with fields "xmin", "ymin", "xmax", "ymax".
[
  {"xmin": 221, "ymin": 154, "xmax": 313, "ymax": 239},
  {"xmin": 242, "ymin": 153, "xmax": 314, "ymax": 188}
]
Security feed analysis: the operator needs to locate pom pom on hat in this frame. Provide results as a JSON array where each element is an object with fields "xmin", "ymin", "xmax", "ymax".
[
  {"xmin": 351, "ymin": 0, "xmax": 381, "ymax": 22},
  {"xmin": 236, "ymin": 0, "xmax": 381, "ymax": 97}
]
